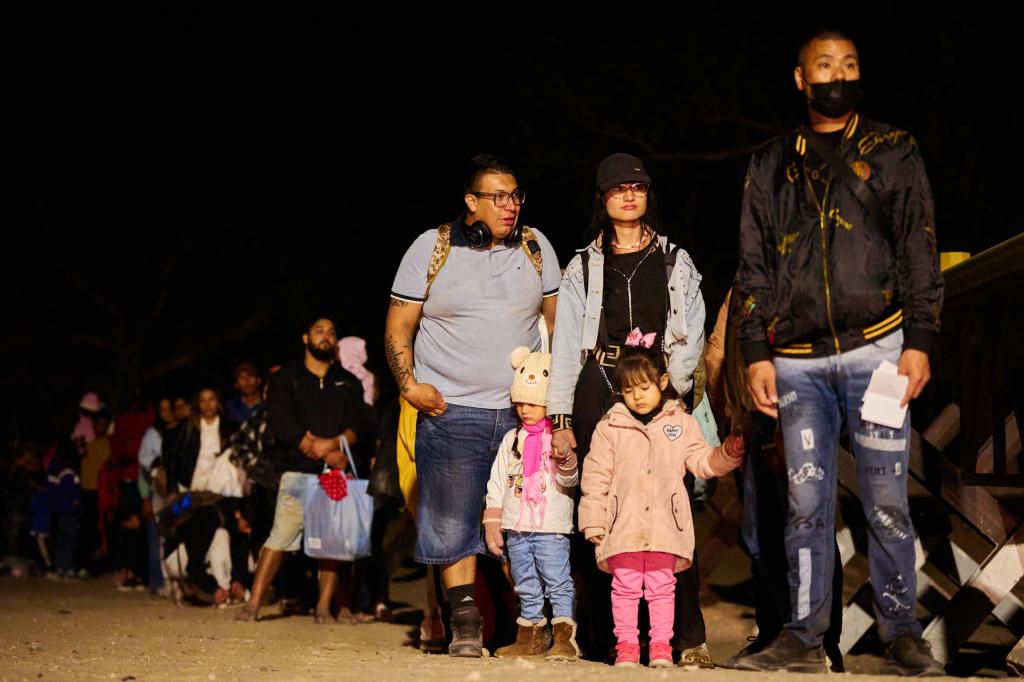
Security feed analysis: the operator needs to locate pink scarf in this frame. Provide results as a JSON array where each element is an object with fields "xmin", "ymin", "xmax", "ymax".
[{"xmin": 516, "ymin": 418, "xmax": 552, "ymax": 531}]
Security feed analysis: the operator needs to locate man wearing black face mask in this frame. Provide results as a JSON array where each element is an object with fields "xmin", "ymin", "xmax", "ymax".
[{"xmin": 733, "ymin": 31, "xmax": 944, "ymax": 676}]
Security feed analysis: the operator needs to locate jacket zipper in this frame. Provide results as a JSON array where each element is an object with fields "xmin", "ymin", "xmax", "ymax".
[
  {"xmin": 819, "ymin": 182, "xmax": 841, "ymax": 354},
  {"xmin": 806, "ymin": 172, "xmax": 842, "ymax": 354}
]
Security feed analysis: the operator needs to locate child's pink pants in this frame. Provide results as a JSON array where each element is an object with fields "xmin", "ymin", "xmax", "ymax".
[{"xmin": 607, "ymin": 551, "xmax": 678, "ymax": 644}]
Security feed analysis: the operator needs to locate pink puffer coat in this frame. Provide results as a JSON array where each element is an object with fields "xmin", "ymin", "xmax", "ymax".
[{"xmin": 578, "ymin": 400, "xmax": 741, "ymax": 573}]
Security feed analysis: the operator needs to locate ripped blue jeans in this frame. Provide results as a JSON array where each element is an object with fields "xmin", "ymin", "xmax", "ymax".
[{"xmin": 774, "ymin": 329, "xmax": 920, "ymax": 647}]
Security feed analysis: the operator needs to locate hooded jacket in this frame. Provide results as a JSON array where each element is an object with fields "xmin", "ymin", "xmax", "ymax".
[{"xmin": 578, "ymin": 400, "xmax": 741, "ymax": 573}]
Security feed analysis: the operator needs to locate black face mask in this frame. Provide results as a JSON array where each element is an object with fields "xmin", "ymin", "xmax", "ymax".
[{"xmin": 808, "ymin": 79, "xmax": 862, "ymax": 118}]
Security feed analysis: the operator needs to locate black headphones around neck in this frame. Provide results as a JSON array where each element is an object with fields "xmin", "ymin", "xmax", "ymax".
[{"xmin": 460, "ymin": 219, "xmax": 524, "ymax": 249}]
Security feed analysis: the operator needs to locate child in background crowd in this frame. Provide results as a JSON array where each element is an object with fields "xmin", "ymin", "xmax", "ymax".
[{"xmin": 48, "ymin": 438, "xmax": 83, "ymax": 579}]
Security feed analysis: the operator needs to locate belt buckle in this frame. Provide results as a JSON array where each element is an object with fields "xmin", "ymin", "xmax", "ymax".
[{"xmin": 596, "ymin": 344, "xmax": 621, "ymax": 368}]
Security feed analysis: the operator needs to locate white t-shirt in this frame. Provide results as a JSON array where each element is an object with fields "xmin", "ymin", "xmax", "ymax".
[{"xmin": 190, "ymin": 417, "xmax": 222, "ymax": 490}]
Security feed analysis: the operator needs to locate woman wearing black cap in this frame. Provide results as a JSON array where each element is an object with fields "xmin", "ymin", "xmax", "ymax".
[{"xmin": 548, "ymin": 153, "xmax": 718, "ymax": 666}]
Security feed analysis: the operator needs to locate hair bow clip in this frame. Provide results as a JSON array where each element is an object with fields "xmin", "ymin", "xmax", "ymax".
[{"xmin": 625, "ymin": 327, "xmax": 657, "ymax": 349}]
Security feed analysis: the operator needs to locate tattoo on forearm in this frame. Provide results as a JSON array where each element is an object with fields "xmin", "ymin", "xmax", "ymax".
[
  {"xmin": 384, "ymin": 333, "xmax": 415, "ymax": 393},
  {"xmin": 389, "ymin": 298, "xmax": 411, "ymax": 308}
]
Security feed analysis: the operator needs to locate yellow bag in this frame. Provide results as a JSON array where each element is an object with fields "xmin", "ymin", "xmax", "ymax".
[{"xmin": 396, "ymin": 397, "xmax": 419, "ymax": 518}]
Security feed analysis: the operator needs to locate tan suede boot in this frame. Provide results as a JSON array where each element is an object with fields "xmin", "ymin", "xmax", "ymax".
[
  {"xmin": 495, "ymin": 617, "xmax": 549, "ymax": 658},
  {"xmin": 545, "ymin": 617, "xmax": 580, "ymax": 661}
]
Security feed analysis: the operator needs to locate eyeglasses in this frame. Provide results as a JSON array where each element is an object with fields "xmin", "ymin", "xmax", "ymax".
[
  {"xmin": 606, "ymin": 183, "xmax": 650, "ymax": 198},
  {"xmin": 470, "ymin": 188, "xmax": 527, "ymax": 207}
]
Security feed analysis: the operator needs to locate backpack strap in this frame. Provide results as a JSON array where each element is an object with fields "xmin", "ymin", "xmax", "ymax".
[
  {"xmin": 425, "ymin": 223, "xmax": 542, "ymax": 300},
  {"xmin": 425, "ymin": 223, "xmax": 453, "ymax": 298},
  {"xmin": 519, "ymin": 225, "xmax": 544, "ymax": 276},
  {"xmin": 797, "ymin": 124, "xmax": 886, "ymax": 228}
]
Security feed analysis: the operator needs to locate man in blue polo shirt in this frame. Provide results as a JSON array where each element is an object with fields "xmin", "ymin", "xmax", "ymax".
[{"xmin": 385, "ymin": 154, "xmax": 560, "ymax": 657}]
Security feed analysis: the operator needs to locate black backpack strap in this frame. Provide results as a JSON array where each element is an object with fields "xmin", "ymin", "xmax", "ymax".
[{"xmin": 798, "ymin": 125, "xmax": 884, "ymax": 226}]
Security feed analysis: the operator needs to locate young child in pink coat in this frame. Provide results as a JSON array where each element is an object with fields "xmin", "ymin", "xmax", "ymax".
[{"xmin": 579, "ymin": 346, "xmax": 745, "ymax": 668}]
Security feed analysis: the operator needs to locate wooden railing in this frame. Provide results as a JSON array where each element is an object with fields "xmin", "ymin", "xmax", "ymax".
[{"xmin": 940, "ymin": 233, "xmax": 1024, "ymax": 486}]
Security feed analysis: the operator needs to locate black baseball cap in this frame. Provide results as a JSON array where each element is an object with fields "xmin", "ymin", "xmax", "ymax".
[{"xmin": 596, "ymin": 153, "xmax": 652, "ymax": 191}]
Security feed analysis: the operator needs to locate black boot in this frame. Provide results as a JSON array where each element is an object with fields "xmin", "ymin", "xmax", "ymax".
[
  {"xmin": 732, "ymin": 629, "xmax": 827, "ymax": 673},
  {"xmin": 448, "ymin": 605, "xmax": 484, "ymax": 658},
  {"xmin": 880, "ymin": 634, "xmax": 944, "ymax": 677}
]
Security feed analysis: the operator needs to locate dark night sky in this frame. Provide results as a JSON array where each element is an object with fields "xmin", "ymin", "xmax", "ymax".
[{"xmin": 5, "ymin": 6, "xmax": 1018, "ymax": 444}]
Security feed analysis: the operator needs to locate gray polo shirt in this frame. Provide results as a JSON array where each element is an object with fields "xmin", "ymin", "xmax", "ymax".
[{"xmin": 390, "ymin": 223, "xmax": 560, "ymax": 409}]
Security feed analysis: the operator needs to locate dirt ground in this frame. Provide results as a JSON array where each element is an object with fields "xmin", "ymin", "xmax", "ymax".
[
  {"xmin": 0, "ymin": 565, "xmax": 1006, "ymax": 681},
  {"xmin": 2, "ymin": 478, "xmax": 1015, "ymax": 680}
]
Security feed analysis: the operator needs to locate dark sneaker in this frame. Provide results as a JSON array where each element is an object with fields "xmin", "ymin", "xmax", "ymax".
[
  {"xmin": 448, "ymin": 605, "xmax": 484, "ymax": 658},
  {"xmin": 881, "ymin": 634, "xmax": 944, "ymax": 677},
  {"xmin": 721, "ymin": 637, "xmax": 769, "ymax": 669},
  {"xmin": 732, "ymin": 629, "xmax": 827, "ymax": 673}
]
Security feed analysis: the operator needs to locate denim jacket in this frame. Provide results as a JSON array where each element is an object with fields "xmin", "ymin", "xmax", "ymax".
[{"xmin": 548, "ymin": 235, "xmax": 707, "ymax": 419}]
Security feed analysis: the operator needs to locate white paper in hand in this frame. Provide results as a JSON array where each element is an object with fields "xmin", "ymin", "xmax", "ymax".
[{"xmin": 860, "ymin": 360, "xmax": 909, "ymax": 429}]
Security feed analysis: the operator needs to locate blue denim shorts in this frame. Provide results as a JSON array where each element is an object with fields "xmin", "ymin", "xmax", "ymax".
[{"xmin": 414, "ymin": 403, "xmax": 517, "ymax": 564}]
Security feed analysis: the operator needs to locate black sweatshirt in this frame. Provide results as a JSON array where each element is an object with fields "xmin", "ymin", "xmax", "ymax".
[{"xmin": 266, "ymin": 360, "xmax": 377, "ymax": 476}]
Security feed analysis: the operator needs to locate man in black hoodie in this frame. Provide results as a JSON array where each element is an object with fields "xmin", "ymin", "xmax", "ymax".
[{"xmin": 237, "ymin": 315, "xmax": 376, "ymax": 622}]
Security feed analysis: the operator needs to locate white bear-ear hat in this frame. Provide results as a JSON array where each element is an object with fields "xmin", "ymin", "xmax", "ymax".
[{"xmin": 509, "ymin": 345, "xmax": 552, "ymax": 406}]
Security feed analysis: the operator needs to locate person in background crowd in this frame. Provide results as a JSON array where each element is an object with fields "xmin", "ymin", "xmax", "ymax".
[
  {"xmin": 79, "ymin": 408, "xmax": 113, "ymax": 573},
  {"xmin": 226, "ymin": 363, "xmax": 264, "ymax": 424},
  {"xmin": 337, "ymin": 337, "xmax": 376, "ymax": 407},
  {"xmin": 47, "ymin": 437, "xmax": 83, "ymax": 580},
  {"xmin": 2, "ymin": 445, "xmax": 47, "ymax": 576},
  {"xmin": 161, "ymin": 389, "xmax": 238, "ymax": 497},
  {"xmin": 704, "ymin": 290, "xmax": 845, "ymax": 671},
  {"xmin": 138, "ymin": 397, "xmax": 178, "ymax": 594},
  {"xmin": 237, "ymin": 315, "xmax": 376, "ymax": 623},
  {"xmin": 71, "ymin": 392, "xmax": 104, "ymax": 451}
]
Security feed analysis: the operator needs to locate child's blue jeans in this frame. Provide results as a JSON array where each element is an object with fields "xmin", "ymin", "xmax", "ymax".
[{"xmin": 506, "ymin": 531, "xmax": 575, "ymax": 621}]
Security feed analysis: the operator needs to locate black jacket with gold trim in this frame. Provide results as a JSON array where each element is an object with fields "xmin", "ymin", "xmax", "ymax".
[{"xmin": 735, "ymin": 112, "xmax": 943, "ymax": 364}]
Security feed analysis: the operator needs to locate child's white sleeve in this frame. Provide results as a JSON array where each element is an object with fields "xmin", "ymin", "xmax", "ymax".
[
  {"xmin": 485, "ymin": 430, "xmax": 516, "ymax": 511},
  {"xmin": 554, "ymin": 459, "xmax": 580, "ymax": 488}
]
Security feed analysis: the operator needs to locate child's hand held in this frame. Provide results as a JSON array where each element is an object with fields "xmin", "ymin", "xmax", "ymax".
[
  {"xmin": 725, "ymin": 433, "xmax": 746, "ymax": 460},
  {"xmin": 485, "ymin": 523, "xmax": 505, "ymax": 557}
]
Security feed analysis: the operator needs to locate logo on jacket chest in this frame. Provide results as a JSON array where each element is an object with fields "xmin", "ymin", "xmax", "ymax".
[
  {"xmin": 850, "ymin": 160, "xmax": 871, "ymax": 181},
  {"xmin": 663, "ymin": 424, "xmax": 682, "ymax": 441}
]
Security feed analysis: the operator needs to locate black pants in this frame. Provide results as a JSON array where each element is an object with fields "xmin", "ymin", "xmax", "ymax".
[
  {"xmin": 246, "ymin": 483, "xmax": 277, "ymax": 555},
  {"xmin": 364, "ymin": 503, "xmax": 395, "ymax": 606},
  {"xmin": 173, "ymin": 503, "xmax": 249, "ymax": 594},
  {"xmin": 571, "ymin": 358, "xmax": 707, "ymax": 659},
  {"xmin": 77, "ymin": 490, "xmax": 101, "ymax": 573},
  {"xmin": 736, "ymin": 411, "xmax": 843, "ymax": 668}
]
